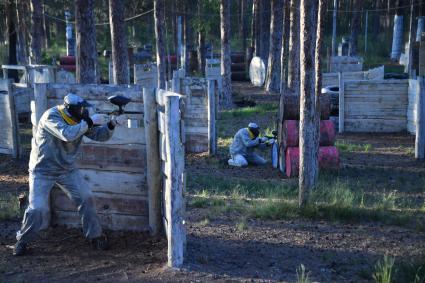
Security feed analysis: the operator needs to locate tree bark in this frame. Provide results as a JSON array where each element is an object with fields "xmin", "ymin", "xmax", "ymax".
[
  {"xmin": 16, "ymin": 0, "xmax": 29, "ymax": 65},
  {"xmin": 220, "ymin": 0, "xmax": 232, "ymax": 108},
  {"xmin": 7, "ymin": 0, "xmax": 19, "ymax": 81},
  {"xmin": 42, "ymin": 1, "xmax": 49, "ymax": 49},
  {"xmin": 316, "ymin": 0, "xmax": 327, "ymax": 99},
  {"xmin": 259, "ymin": 0, "xmax": 271, "ymax": 63},
  {"xmin": 109, "ymin": 0, "xmax": 130, "ymax": 84},
  {"xmin": 75, "ymin": 0, "xmax": 98, "ymax": 83},
  {"xmin": 280, "ymin": 0, "xmax": 290, "ymax": 91},
  {"xmin": 154, "ymin": 0, "xmax": 166, "ymax": 89},
  {"xmin": 299, "ymin": 0, "xmax": 318, "ymax": 208},
  {"xmin": 331, "ymin": 0, "xmax": 338, "ymax": 56},
  {"xmin": 240, "ymin": 0, "xmax": 247, "ymax": 54},
  {"xmin": 30, "ymin": 0, "xmax": 43, "ymax": 64},
  {"xmin": 391, "ymin": 0, "xmax": 405, "ymax": 60},
  {"xmin": 287, "ymin": 0, "xmax": 300, "ymax": 95},
  {"xmin": 251, "ymin": 0, "xmax": 260, "ymax": 55},
  {"xmin": 265, "ymin": 0, "xmax": 284, "ymax": 93},
  {"xmin": 372, "ymin": 0, "xmax": 380, "ymax": 38},
  {"xmin": 349, "ymin": 0, "xmax": 363, "ymax": 56},
  {"xmin": 197, "ymin": 0, "xmax": 205, "ymax": 75}
]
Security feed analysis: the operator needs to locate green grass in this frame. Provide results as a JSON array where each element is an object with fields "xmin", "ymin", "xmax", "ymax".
[
  {"xmin": 373, "ymin": 255, "xmax": 395, "ymax": 283},
  {"xmin": 296, "ymin": 264, "xmax": 311, "ymax": 283},
  {"xmin": 0, "ymin": 192, "xmax": 20, "ymax": 221},
  {"xmin": 219, "ymin": 103, "xmax": 278, "ymax": 120},
  {"xmin": 335, "ymin": 141, "xmax": 373, "ymax": 152}
]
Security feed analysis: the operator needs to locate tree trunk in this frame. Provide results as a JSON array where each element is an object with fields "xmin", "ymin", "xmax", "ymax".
[
  {"xmin": 287, "ymin": 0, "xmax": 300, "ymax": 95},
  {"xmin": 109, "ymin": 0, "xmax": 130, "ymax": 84},
  {"xmin": 349, "ymin": 0, "xmax": 363, "ymax": 56},
  {"xmin": 197, "ymin": 1, "xmax": 205, "ymax": 75},
  {"xmin": 220, "ymin": 0, "xmax": 232, "ymax": 108},
  {"xmin": 316, "ymin": 0, "xmax": 327, "ymax": 98},
  {"xmin": 42, "ymin": 1, "xmax": 49, "ymax": 49},
  {"xmin": 30, "ymin": 0, "xmax": 43, "ymax": 64},
  {"xmin": 251, "ymin": 0, "xmax": 260, "ymax": 55},
  {"xmin": 391, "ymin": 0, "xmax": 405, "ymax": 60},
  {"xmin": 265, "ymin": 0, "xmax": 284, "ymax": 93},
  {"xmin": 331, "ymin": 0, "xmax": 338, "ymax": 56},
  {"xmin": 372, "ymin": 0, "xmax": 380, "ymax": 38},
  {"xmin": 259, "ymin": 0, "xmax": 271, "ymax": 63},
  {"xmin": 240, "ymin": 0, "xmax": 247, "ymax": 54},
  {"xmin": 172, "ymin": 0, "xmax": 179, "ymax": 67},
  {"xmin": 75, "ymin": 0, "xmax": 98, "ymax": 83},
  {"xmin": 299, "ymin": 0, "xmax": 318, "ymax": 208},
  {"xmin": 16, "ymin": 0, "xmax": 29, "ymax": 65},
  {"xmin": 154, "ymin": 0, "xmax": 166, "ymax": 89},
  {"xmin": 7, "ymin": 0, "xmax": 19, "ymax": 81},
  {"xmin": 280, "ymin": 0, "xmax": 290, "ymax": 91}
]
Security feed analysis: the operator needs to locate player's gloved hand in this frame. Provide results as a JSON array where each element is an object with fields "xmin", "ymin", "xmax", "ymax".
[
  {"xmin": 90, "ymin": 114, "xmax": 109, "ymax": 125},
  {"xmin": 260, "ymin": 137, "xmax": 268, "ymax": 143},
  {"xmin": 81, "ymin": 109, "xmax": 93, "ymax": 128},
  {"xmin": 110, "ymin": 115, "xmax": 128, "ymax": 127},
  {"xmin": 266, "ymin": 138, "xmax": 275, "ymax": 145}
]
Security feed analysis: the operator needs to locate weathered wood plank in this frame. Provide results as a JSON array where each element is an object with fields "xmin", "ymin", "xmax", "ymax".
[
  {"xmin": 52, "ymin": 210, "xmax": 149, "ymax": 231},
  {"xmin": 51, "ymin": 189, "xmax": 148, "ymax": 216},
  {"xmin": 207, "ymin": 80, "xmax": 216, "ymax": 155},
  {"xmin": 416, "ymin": 77, "xmax": 425, "ymax": 158},
  {"xmin": 338, "ymin": 72, "xmax": 344, "ymax": 133},
  {"xmin": 185, "ymin": 126, "xmax": 208, "ymax": 134},
  {"xmin": 47, "ymin": 98, "xmax": 144, "ymax": 114},
  {"xmin": 79, "ymin": 169, "xmax": 146, "ymax": 195},
  {"xmin": 83, "ymin": 126, "xmax": 146, "ymax": 145},
  {"xmin": 77, "ymin": 144, "xmax": 146, "ymax": 173},
  {"xmin": 345, "ymin": 119, "xmax": 407, "ymax": 132}
]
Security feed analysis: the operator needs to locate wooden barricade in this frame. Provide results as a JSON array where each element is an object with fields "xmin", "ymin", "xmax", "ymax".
[{"xmin": 0, "ymin": 79, "xmax": 20, "ymax": 157}]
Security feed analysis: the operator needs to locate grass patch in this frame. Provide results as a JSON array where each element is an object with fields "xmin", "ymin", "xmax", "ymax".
[
  {"xmin": 296, "ymin": 264, "xmax": 311, "ymax": 283},
  {"xmin": 219, "ymin": 103, "xmax": 278, "ymax": 120},
  {"xmin": 0, "ymin": 192, "xmax": 20, "ymax": 221},
  {"xmin": 373, "ymin": 255, "xmax": 395, "ymax": 283},
  {"xmin": 336, "ymin": 141, "xmax": 373, "ymax": 152}
]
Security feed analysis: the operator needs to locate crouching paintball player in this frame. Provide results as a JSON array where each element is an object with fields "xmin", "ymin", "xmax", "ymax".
[
  {"xmin": 228, "ymin": 122, "xmax": 275, "ymax": 167},
  {"xmin": 13, "ymin": 93, "xmax": 126, "ymax": 256}
]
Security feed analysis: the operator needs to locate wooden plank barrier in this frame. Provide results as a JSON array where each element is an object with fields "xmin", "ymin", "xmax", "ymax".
[
  {"xmin": 0, "ymin": 79, "xmax": 20, "ymax": 157},
  {"xmin": 339, "ymin": 78, "xmax": 409, "ymax": 133},
  {"xmin": 322, "ymin": 66, "xmax": 384, "ymax": 87}
]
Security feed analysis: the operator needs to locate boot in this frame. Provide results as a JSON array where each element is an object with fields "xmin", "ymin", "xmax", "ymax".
[
  {"xmin": 13, "ymin": 241, "xmax": 27, "ymax": 256},
  {"xmin": 91, "ymin": 234, "xmax": 108, "ymax": 251}
]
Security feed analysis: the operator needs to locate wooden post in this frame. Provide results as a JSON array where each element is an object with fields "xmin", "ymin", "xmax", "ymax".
[
  {"xmin": 416, "ymin": 77, "xmax": 425, "ymax": 159},
  {"xmin": 143, "ymin": 87, "xmax": 162, "ymax": 235},
  {"xmin": 207, "ymin": 79, "xmax": 216, "ymax": 155},
  {"xmin": 172, "ymin": 70, "xmax": 180, "ymax": 93},
  {"xmin": 32, "ymin": 83, "xmax": 47, "ymax": 135},
  {"xmin": 419, "ymin": 33, "xmax": 425, "ymax": 76},
  {"xmin": 338, "ymin": 72, "xmax": 344, "ymax": 133},
  {"xmin": 1, "ymin": 79, "xmax": 20, "ymax": 158},
  {"xmin": 164, "ymin": 95, "xmax": 185, "ymax": 268},
  {"xmin": 331, "ymin": 0, "xmax": 338, "ymax": 56}
]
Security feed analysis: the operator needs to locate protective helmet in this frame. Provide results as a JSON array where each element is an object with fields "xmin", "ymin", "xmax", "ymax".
[
  {"xmin": 248, "ymin": 122, "xmax": 259, "ymax": 139},
  {"xmin": 63, "ymin": 93, "xmax": 92, "ymax": 121}
]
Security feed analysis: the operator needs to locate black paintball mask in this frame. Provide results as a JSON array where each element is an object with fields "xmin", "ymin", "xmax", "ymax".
[
  {"xmin": 63, "ymin": 93, "xmax": 93, "ymax": 122},
  {"xmin": 248, "ymin": 126, "xmax": 260, "ymax": 139}
]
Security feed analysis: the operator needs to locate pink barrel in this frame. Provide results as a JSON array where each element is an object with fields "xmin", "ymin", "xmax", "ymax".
[
  {"xmin": 59, "ymin": 56, "xmax": 76, "ymax": 65},
  {"xmin": 284, "ymin": 120, "xmax": 336, "ymax": 147},
  {"xmin": 285, "ymin": 146, "xmax": 340, "ymax": 177}
]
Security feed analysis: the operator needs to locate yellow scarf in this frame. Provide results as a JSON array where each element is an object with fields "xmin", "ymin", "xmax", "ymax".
[
  {"xmin": 58, "ymin": 105, "xmax": 78, "ymax": 125},
  {"xmin": 247, "ymin": 128, "xmax": 255, "ymax": 139}
]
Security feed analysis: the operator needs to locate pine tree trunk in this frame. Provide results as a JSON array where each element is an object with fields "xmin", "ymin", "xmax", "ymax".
[
  {"xmin": 252, "ymin": 0, "xmax": 260, "ymax": 55},
  {"xmin": 287, "ymin": 0, "xmax": 300, "ymax": 95},
  {"xmin": 154, "ymin": 0, "xmax": 166, "ymax": 89},
  {"xmin": 7, "ymin": 0, "xmax": 18, "ymax": 81},
  {"xmin": 42, "ymin": 1, "xmax": 49, "ymax": 49},
  {"xmin": 220, "ymin": 0, "xmax": 232, "ymax": 108},
  {"xmin": 299, "ymin": 0, "xmax": 318, "ymax": 208},
  {"xmin": 265, "ymin": 0, "xmax": 284, "ymax": 93},
  {"xmin": 240, "ymin": 0, "xmax": 247, "ymax": 54},
  {"xmin": 172, "ymin": 0, "xmax": 179, "ymax": 67},
  {"xmin": 316, "ymin": 0, "xmax": 327, "ymax": 99},
  {"xmin": 259, "ymin": 0, "xmax": 271, "ymax": 63},
  {"xmin": 197, "ymin": 1, "xmax": 205, "ymax": 75},
  {"xmin": 372, "ymin": 0, "xmax": 380, "ymax": 38},
  {"xmin": 280, "ymin": 0, "xmax": 290, "ymax": 91},
  {"xmin": 30, "ymin": 0, "xmax": 43, "ymax": 64},
  {"xmin": 391, "ymin": 0, "xmax": 405, "ymax": 60},
  {"xmin": 16, "ymin": 0, "xmax": 28, "ymax": 65},
  {"xmin": 349, "ymin": 0, "xmax": 363, "ymax": 56},
  {"xmin": 75, "ymin": 0, "xmax": 98, "ymax": 83},
  {"xmin": 109, "ymin": 0, "xmax": 129, "ymax": 84}
]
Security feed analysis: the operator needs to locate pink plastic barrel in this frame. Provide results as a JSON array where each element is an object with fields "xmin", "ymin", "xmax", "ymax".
[
  {"xmin": 59, "ymin": 56, "xmax": 76, "ymax": 65},
  {"xmin": 60, "ymin": 65, "xmax": 76, "ymax": 72},
  {"xmin": 285, "ymin": 146, "xmax": 340, "ymax": 177},
  {"xmin": 284, "ymin": 120, "xmax": 336, "ymax": 147}
]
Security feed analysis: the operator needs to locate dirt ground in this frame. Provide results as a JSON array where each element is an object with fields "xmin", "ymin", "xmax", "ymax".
[{"xmin": 1, "ymin": 82, "xmax": 424, "ymax": 282}]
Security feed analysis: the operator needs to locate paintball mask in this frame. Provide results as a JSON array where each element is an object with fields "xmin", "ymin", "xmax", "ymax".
[
  {"xmin": 63, "ymin": 93, "xmax": 93, "ymax": 121},
  {"xmin": 248, "ymin": 122, "xmax": 260, "ymax": 139}
]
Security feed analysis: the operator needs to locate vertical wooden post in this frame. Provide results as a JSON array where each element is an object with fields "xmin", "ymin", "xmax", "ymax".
[
  {"xmin": 143, "ymin": 87, "xmax": 162, "ymax": 235},
  {"xmin": 419, "ymin": 33, "xmax": 425, "ymax": 76},
  {"xmin": 32, "ymin": 83, "xmax": 47, "ymax": 136},
  {"xmin": 164, "ymin": 95, "xmax": 185, "ymax": 268},
  {"xmin": 172, "ymin": 70, "xmax": 180, "ymax": 93},
  {"xmin": 207, "ymin": 79, "xmax": 216, "ymax": 155},
  {"xmin": 3, "ymin": 80, "xmax": 20, "ymax": 158},
  {"xmin": 338, "ymin": 72, "xmax": 344, "ymax": 133},
  {"xmin": 415, "ymin": 77, "xmax": 425, "ymax": 159}
]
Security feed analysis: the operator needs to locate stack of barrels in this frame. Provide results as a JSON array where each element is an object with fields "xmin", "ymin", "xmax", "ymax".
[
  {"xmin": 59, "ymin": 56, "xmax": 76, "ymax": 72},
  {"xmin": 281, "ymin": 92, "xmax": 339, "ymax": 177}
]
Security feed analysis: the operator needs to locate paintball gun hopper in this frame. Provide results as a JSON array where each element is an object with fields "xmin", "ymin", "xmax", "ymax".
[{"xmin": 108, "ymin": 95, "xmax": 131, "ymax": 115}]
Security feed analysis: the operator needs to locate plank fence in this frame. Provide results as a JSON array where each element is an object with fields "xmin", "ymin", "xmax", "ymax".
[
  {"xmin": 31, "ymin": 83, "xmax": 186, "ymax": 268},
  {"xmin": 0, "ymin": 80, "xmax": 20, "ymax": 157},
  {"xmin": 322, "ymin": 66, "xmax": 384, "ymax": 87},
  {"xmin": 330, "ymin": 56, "xmax": 363, "ymax": 72}
]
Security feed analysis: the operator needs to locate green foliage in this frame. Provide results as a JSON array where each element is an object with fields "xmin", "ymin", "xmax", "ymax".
[
  {"xmin": 296, "ymin": 264, "xmax": 311, "ymax": 283},
  {"xmin": 373, "ymin": 255, "xmax": 395, "ymax": 283},
  {"xmin": 335, "ymin": 141, "xmax": 373, "ymax": 152},
  {"xmin": 219, "ymin": 103, "xmax": 279, "ymax": 120}
]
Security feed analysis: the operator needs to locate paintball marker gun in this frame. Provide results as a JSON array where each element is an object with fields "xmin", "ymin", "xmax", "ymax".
[
  {"xmin": 107, "ymin": 95, "xmax": 139, "ymax": 115},
  {"xmin": 260, "ymin": 130, "xmax": 279, "ymax": 169}
]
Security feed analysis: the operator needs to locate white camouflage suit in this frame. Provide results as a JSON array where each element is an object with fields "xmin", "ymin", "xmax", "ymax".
[
  {"xmin": 16, "ymin": 106, "xmax": 114, "ymax": 244},
  {"xmin": 229, "ymin": 128, "xmax": 267, "ymax": 167}
]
